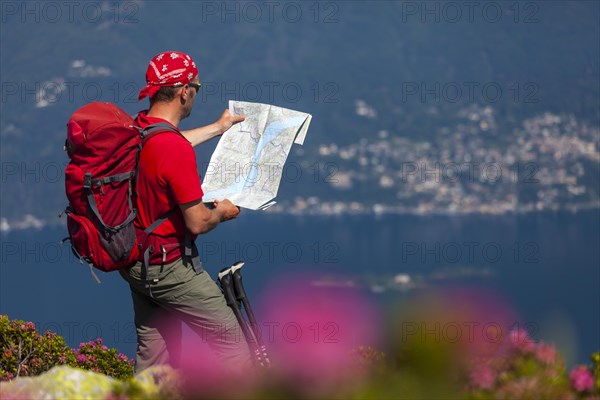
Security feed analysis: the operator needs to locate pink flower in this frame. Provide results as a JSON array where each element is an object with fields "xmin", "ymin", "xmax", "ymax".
[
  {"xmin": 117, "ymin": 353, "xmax": 128, "ymax": 361},
  {"xmin": 470, "ymin": 364, "xmax": 496, "ymax": 390},
  {"xmin": 101, "ymin": 345, "xmax": 108, "ymax": 351},
  {"xmin": 96, "ymin": 338, "xmax": 103, "ymax": 344},
  {"xmin": 509, "ymin": 328, "xmax": 535, "ymax": 353},
  {"xmin": 570, "ymin": 365, "xmax": 594, "ymax": 392},
  {"xmin": 58, "ymin": 356, "xmax": 67, "ymax": 364},
  {"xmin": 77, "ymin": 354, "xmax": 88, "ymax": 363},
  {"xmin": 535, "ymin": 343, "xmax": 556, "ymax": 365}
]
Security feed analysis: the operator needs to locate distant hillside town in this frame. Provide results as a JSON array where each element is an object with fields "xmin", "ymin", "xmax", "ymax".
[{"xmin": 276, "ymin": 106, "xmax": 600, "ymax": 216}]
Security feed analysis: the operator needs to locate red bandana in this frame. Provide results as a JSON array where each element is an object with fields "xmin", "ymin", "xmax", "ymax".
[{"xmin": 138, "ymin": 51, "xmax": 199, "ymax": 101}]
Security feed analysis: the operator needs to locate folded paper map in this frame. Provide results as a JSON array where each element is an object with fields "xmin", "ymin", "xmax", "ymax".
[{"xmin": 201, "ymin": 100, "xmax": 312, "ymax": 210}]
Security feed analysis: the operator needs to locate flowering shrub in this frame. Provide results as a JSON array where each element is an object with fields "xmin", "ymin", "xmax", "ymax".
[
  {"xmin": 0, "ymin": 315, "xmax": 134, "ymax": 382},
  {"xmin": 465, "ymin": 328, "xmax": 572, "ymax": 398},
  {"xmin": 0, "ymin": 315, "xmax": 75, "ymax": 381},
  {"xmin": 460, "ymin": 329, "xmax": 600, "ymax": 399},
  {"xmin": 73, "ymin": 338, "xmax": 134, "ymax": 380}
]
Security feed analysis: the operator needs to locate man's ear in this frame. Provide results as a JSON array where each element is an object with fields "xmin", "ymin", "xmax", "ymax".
[
  {"xmin": 178, "ymin": 85, "xmax": 189, "ymax": 102},
  {"xmin": 186, "ymin": 84, "xmax": 193, "ymax": 99}
]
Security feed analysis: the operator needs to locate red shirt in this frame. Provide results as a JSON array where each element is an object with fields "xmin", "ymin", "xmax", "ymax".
[{"xmin": 135, "ymin": 111, "xmax": 204, "ymax": 264}]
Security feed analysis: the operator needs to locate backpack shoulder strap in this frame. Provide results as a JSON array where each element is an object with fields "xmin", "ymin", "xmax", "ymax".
[
  {"xmin": 135, "ymin": 122, "xmax": 203, "ymax": 273},
  {"xmin": 133, "ymin": 121, "xmax": 184, "ymax": 203},
  {"xmin": 140, "ymin": 122, "xmax": 183, "ymax": 142},
  {"xmin": 134, "ymin": 120, "xmax": 187, "ymax": 233},
  {"xmin": 143, "ymin": 208, "xmax": 176, "ymax": 235}
]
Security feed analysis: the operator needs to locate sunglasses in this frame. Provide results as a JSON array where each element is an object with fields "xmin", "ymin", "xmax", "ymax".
[
  {"xmin": 188, "ymin": 82, "xmax": 201, "ymax": 93},
  {"xmin": 172, "ymin": 82, "xmax": 201, "ymax": 93}
]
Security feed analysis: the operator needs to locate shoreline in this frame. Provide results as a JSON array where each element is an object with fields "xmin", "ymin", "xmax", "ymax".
[{"xmin": 1, "ymin": 202, "xmax": 598, "ymax": 233}]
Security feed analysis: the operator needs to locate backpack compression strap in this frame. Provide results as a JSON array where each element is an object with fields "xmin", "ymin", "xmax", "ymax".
[{"xmin": 83, "ymin": 171, "xmax": 136, "ymax": 234}]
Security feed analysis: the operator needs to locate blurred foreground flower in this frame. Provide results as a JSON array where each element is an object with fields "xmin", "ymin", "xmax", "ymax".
[
  {"xmin": 509, "ymin": 327, "xmax": 537, "ymax": 353},
  {"xmin": 256, "ymin": 273, "xmax": 381, "ymax": 395},
  {"xmin": 570, "ymin": 365, "xmax": 594, "ymax": 393},
  {"xmin": 469, "ymin": 364, "xmax": 496, "ymax": 390}
]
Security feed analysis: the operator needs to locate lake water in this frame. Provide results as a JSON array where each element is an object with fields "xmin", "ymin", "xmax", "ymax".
[{"xmin": 1, "ymin": 210, "xmax": 598, "ymax": 364}]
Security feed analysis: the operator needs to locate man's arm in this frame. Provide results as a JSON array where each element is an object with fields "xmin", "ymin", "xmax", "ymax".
[
  {"xmin": 180, "ymin": 198, "xmax": 240, "ymax": 235},
  {"xmin": 181, "ymin": 109, "xmax": 245, "ymax": 147}
]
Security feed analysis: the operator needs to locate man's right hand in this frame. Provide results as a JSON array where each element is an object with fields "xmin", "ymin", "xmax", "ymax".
[
  {"xmin": 181, "ymin": 198, "xmax": 239, "ymax": 235},
  {"xmin": 215, "ymin": 199, "xmax": 240, "ymax": 221}
]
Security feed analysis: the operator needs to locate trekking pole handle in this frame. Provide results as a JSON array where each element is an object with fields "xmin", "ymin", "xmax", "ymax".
[
  {"xmin": 218, "ymin": 270, "xmax": 238, "ymax": 308},
  {"xmin": 232, "ymin": 269, "xmax": 248, "ymax": 301}
]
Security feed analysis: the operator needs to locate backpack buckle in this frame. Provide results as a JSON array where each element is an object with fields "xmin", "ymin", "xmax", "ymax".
[
  {"xmin": 161, "ymin": 245, "xmax": 167, "ymax": 264},
  {"xmin": 83, "ymin": 173, "xmax": 92, "ymax": 189}
]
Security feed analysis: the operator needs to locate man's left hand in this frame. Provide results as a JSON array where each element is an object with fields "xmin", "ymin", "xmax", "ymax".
[{"xmin": 216, "ymin": 109, "xmax": 245, "ymax": 135}]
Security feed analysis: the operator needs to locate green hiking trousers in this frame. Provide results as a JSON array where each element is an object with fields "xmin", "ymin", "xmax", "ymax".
[{"xmin": 119, "ymin": 257, "xmax": 252, "ymax": 373}]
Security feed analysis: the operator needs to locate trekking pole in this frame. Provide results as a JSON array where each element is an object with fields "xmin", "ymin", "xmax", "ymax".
[
  {"xmin": 218, "ymin": 263, "xmax": 266, "ymax": 367},
  {"xmin": 230, "ymin": 262, "xmax": 271, "ymax": 367}
]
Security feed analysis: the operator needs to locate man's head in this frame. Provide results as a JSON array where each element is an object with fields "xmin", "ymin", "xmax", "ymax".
[{"xmin": 138, "ymin": 51, "xmax": 200, "ymax": 119}]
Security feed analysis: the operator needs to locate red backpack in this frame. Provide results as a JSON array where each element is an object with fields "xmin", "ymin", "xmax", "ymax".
[{"xmin": 63, "ymin": 102, "xmax": 179, "ymax": 281}]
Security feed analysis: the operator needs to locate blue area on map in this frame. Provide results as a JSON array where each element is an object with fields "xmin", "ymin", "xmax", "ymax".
[{"xmin": 203, "ymin": 116, "xmax": 306, "ymax": 200}]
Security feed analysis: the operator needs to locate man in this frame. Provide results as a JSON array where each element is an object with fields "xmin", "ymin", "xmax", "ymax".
[{"xmin": 119, "ymin": 51, "xmax": 251, "ymax": 372}]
